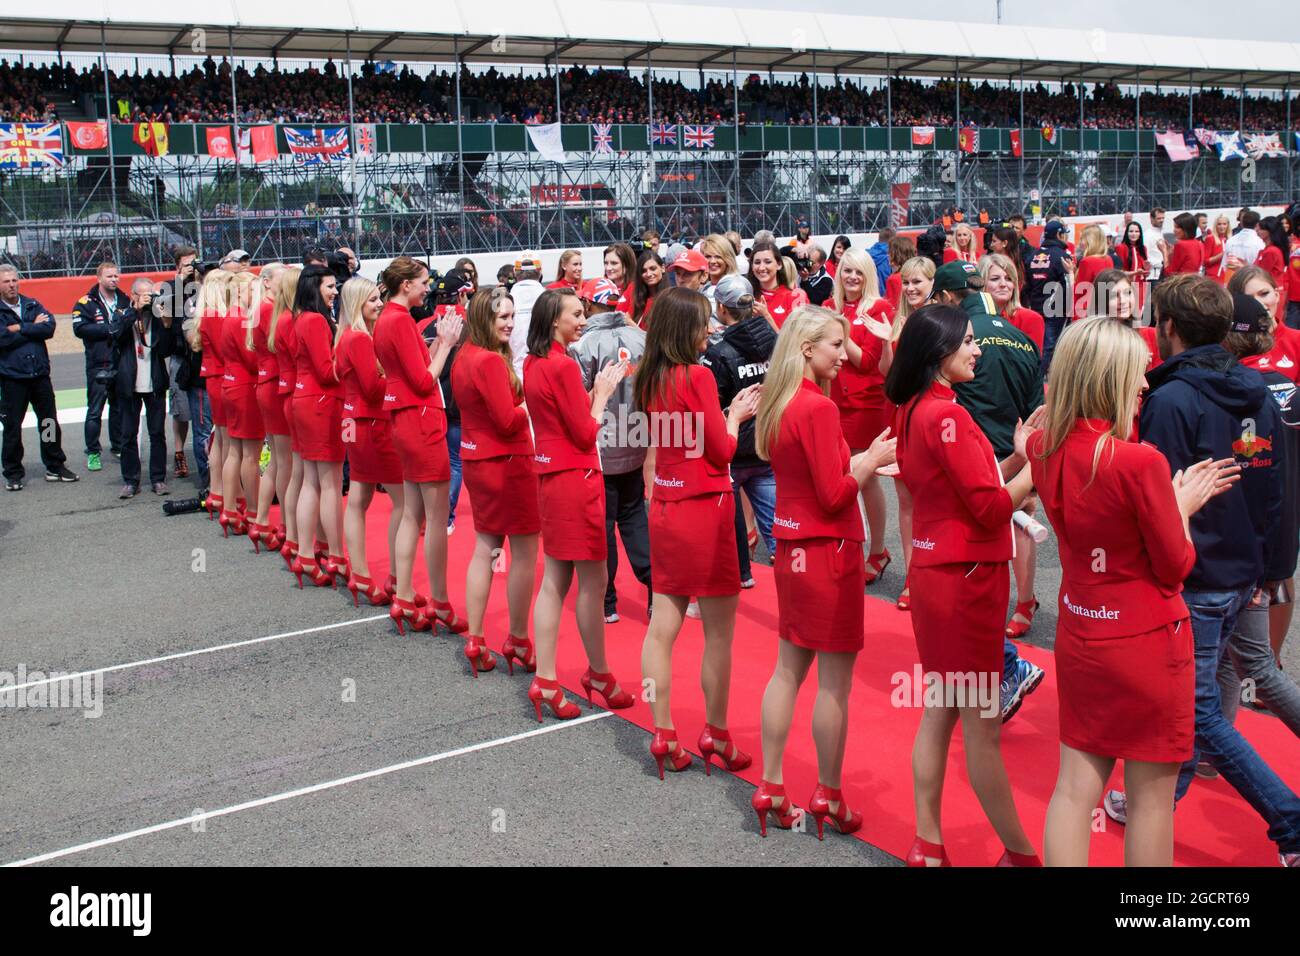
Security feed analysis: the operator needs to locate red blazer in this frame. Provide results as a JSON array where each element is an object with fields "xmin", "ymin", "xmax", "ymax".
[
  {"xmin": 292, "ymin": 311, "xmax": 341, "ymax": 398},
  {"xmin": 1116, "ymin": 243, "xmax": 1148, "ymax": 278},
  {"xmin": 1137, "ymin": 326, "xmax": 1160, "ymax": 372},
  {"xmin": 522, "ymin": 340, "xmax": 600, "ymax": 473},
  {"xmin": 885, "ymin": 272, "xmax": 902, "ymax": 310},
  {"xmin": 760, "ymin": 285, "xmax": 797, "ymax": 327},
  {"xmin": 220, "ymin": 308, "xmax": 259, "ymax": 387},
  {"xmin": 336, "ymin": 327, "xmax": 388, "ymax": 420},
  {"xmin": 769, "ymin": 377, "xmax": 864, "ymax": 541},
  {"xmin": 1072, "ymin": 255, "xmax": 1112, "ymax": 320},
  {"xmin": 1203, "ymin": 234, "xmax": 1227, "ymax": 284},
  {"xmin": 252, "ymin": 300, "xmax": 277, "ymax": 385},
  {"xmin": 1029, "ymin": 420, "xmax": 1194, "ymax": 638},
  {"xmin": 373, "ymin": 300, "xmax": 441, "ymax": 412},
  {"xmin": 831, "ymin": 297, "xmax": 895, "ymax": 410},
  {"xmin": 1165, "ymin": 238, "xmax": 1205, "ymax": 277},
  {"xmin": 198, "ymin": 310, "xmax": 225, "ymax": 380},
  {"xmin": 1289, "ymin": 239, "xmax": 1300, "ymax": 304},
  {"xmin": 272, "ymin": 309, "xmax": 297, "ymax": 396},
  {"xmin": 451, "ymin": 342, "xmax": 534, "ymax": 459},
  {"xmin": 1005, "ymin": 306, "xmax": 1045, "ymax": 354},
  {"xmin": 896, "ymin": 381, "xmax": 1013, "ymax": 565},
  {"xmin": 646, "ymin": 364, "xmax": 735, "ymax": 499}
]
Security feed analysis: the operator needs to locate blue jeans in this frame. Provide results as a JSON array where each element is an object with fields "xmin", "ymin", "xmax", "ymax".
[
  {"xmin": 185, "ymin": 387, "xmax": 211, "ymax": 490},
  {"xmin": 1176, "ymin": 585, "xmax": 1300, "ymax": 852},
  {"xmin": 732, "ymin": 464, "xmax": 776, "ymax": 555},
  {"xmin": 1216, "ymin": 589, "xmax": 1300, "ymax": 740},
  {"xmin": 446, "ymin": 420, "xmax": 463, "ymax": 524},
  {"xmin": 1003, "ymin": 638, "xmax": 1020, "ymax": 683}
]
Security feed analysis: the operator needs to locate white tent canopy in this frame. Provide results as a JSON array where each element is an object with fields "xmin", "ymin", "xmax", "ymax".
[{"xmin": 0, "ymin": 2, "xmax": 1297, "ymax": 88}]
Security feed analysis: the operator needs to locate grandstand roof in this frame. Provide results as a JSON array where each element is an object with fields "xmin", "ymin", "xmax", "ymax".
[{"xmin": 1, "ymin": 2, "xmax": 1298, "ymax": 88}]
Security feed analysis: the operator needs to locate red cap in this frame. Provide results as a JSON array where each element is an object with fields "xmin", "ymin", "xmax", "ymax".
[{"xmin": 671, "ymin": 248, "xmax": 708, "ymax": 273}]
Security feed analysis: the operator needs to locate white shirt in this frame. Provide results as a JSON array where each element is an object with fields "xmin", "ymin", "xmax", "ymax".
[
  {"xmin": 1144, "ymin": 223, "xmax": 1167, "ymax": 278},
  {"xmin": 1224, "ymin": 229, "xmax": 1265, "ymax": 271},
  {"xmin": 507, "ymin": 279, "xmax": 545, "ymax": 382},
  {"xmin": 134, "ymin": 323, "xmax": 153, "ymax": 394}
]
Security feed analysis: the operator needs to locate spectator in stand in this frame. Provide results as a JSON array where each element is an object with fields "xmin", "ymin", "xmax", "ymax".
[{"xmin": 72, "ymin": 262, "xmax": 131, "ymax": 472}]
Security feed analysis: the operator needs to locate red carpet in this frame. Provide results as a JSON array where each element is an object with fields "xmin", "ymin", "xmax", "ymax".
[{"xmin": 288, "ymin": 490, "xmax": 1299, "ymax": 866}]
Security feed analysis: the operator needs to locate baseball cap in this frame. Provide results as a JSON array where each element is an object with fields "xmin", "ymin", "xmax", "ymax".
[
  {"xmin": 221, "ymin": 249, "xmax": 251, "ymax": 264},
  {"xmin": 713, "ymin": 274, "xmax": 754, "ymax": 310},
  {"xmin": 1231, "ymin": 293, "xmax": 1271, "ymax": 334},
  {"xmin": 662, "ymin": 243, "xmax": 687, "ymax": 268},
  {"xmin": 1044, "ymin": 221, "xmax": 1067, "ymax": 240},
  {"xmin": 434, "ymin": 267, "xmax": 474, "ymax": 297},
  {"xmin": 579, "ymin": 277, "xmax": 620, "ymax": 305},
  {"xmin": 671, "ymin": 249, "xmax": 708, "ymax": 273},
  {"xmin": 514, "ymin": 251, "xmax": 543, "ymax": 272},
  {"xmin": 931, "ymin": 260, "xmax": 985, "ymax": 294}
]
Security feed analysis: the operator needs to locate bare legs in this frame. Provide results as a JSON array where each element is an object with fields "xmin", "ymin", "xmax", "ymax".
[
  {"xmin": 393, "ymin": 480, "xmax": 424, "ymax": 600},
  {"xmin": 208, "ymin": 426, "xmax": 226, "ymax": 501},
  {"xmin": 466, "ymin": 531, "xmax": 539, "ymax": 637},
  {"xmin": 283, "ymin": 451, "xmax": 304, "ymax": 548},
  {"xmin": 295, "ymin": 459, "xmax": 343, "ymax": 563},
  {"xmin": 641, "ymin": 592, "xmax": 739, "ymax": 749},
  {"xmin": 1010, "ymin": 528, "xmax": 1038, "ymax": 623},
  {"xmin": 256, "ymin": 433, "xmax": 290, "ymax": 530},
  {"xmin": 533, "ymin": 556, "xmax": 612, "ymax": 704},
  {"xmin": 344, "ymin": 482, "xmax": 375, "ymax": 578}
]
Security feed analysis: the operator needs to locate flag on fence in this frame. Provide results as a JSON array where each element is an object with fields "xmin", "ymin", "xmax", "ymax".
[
  {"xmin": 1193, "ymin": 128, "xmax": 1218, "ymax": 150},
  {"xmin": 683, "ymin": 124, "xmax": 715, "ymax": 149},
  {"xmin": 959, "ymin": 127, "xmax": 979, "ymax": 154},
  {"xmin": 911, "ymin": 125, "xmax": 935, "ymax": 146},
  {"xmin": 285, "ymin": 126, "xmax": 350, "ymax": 164},
  {"xmin": 890, "ymin": 183, "xmax": 911, "ymax": 228},
  {"xmin": 1041, "ymin": 125, "xmax": 1057, "ymax": 145},
  {"xmin": 65, "ymin": 120, "xmax": 107, "ymax": 150},
  {"xmin": 1245, "ymin": 133, "xmax": 1286, "ymax": 159},
  {"xmin": 354, "ymin": 123, "xmax": 377, "ymax": 157},
  {"xmin": 132, "ymin": 121, "xmax": 169, "ymax": 157},
  {"xmin": 525, "ymin": 122, "xmax": 566, "ymax": 164},
  {"xmin": 650, "ymin": 123, "xmax": 677, "ymax": 147},
  {"xmin": 240, "ymin": 125, "xmax": 278, "ymax": 163},
  {"xmin": 1155, "ymin": 130, "xmax": 1197, "ymax": 161},
  {"xmin": 205, "ymin": 126, "xmax": 236, "ymax": 159},
  {"xmin": 1009, "ymin": 129, "xmax": 1022, "ymax": 157},
  {"xmin": 0, "ymin": 122, "xmax": 63, "ymax": 168},
  {"xmin": 1213, "ymin": 131, "xmax": 1248, "ymax": 162},
  {"xmin": 592, "ymin": 123, "xmax": 614, "ymax": 154}
]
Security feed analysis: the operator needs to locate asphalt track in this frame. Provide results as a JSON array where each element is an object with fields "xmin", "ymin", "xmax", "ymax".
[{"xmin": 1, "ymin": 422, "xmax": 1297, "ymax": 867}]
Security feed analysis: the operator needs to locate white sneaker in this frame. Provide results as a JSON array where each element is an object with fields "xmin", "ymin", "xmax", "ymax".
[
  {"xmin": 604, "ymin": 612, "xmax": 620, "ymax": 624},
  {"xmin": 740, "ymin": 577, "xmax": 756, "ymax": 589},
  {"xmin": 686, "ymin": 601, "xmax": 701, "ymax": 619},
  {"xmin": 1103, "ymin": 789, "xmax": 1128, "ymax": 826},
  {"xmin": 447, "ymin": 522, "xmax": 455, "ymax": 536}
]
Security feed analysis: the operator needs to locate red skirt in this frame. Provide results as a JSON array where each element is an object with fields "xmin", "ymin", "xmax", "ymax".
[
  {"xmin": 224, "ymin": 382, "xmax": 264, "ymax": 441},
  {"xmin": 282, "ymin": 393, "xmax": 298, "ymax": 451},
  {"xmin": 257, "ymin": 380, "xmax": 289, "ymax": 436},
  {"xmin": 206, "ymin": 377, "xmax": 226, "ymax": 428},
  {"xmin": 1057, "ymin": 619, "xmax": 1194, "ymax": 763},
  {"xmin": 390, "ymin": 405, "xmax": 450, "ymax": 483},
  {"xmin": 538, "ymin": 467, "xmax": 606, "ymax": 561},
  {"xmin": 649, "ymin": 492, "xmax": 740, "ymax": 597},
  {"xmin": 463, "ymin": 455, "xmax": 541, "ymax": 536},
  {"xmin": 910, "ymin": 561, "xmax": 1007, "ymax": 679},
  {"xmin": 774, "ymin": 537, "xmax": 865, "ymax": 653},
  {"xmin": 347, "ymin": 417, "xmax": 404, "ymax": 485},
  {"xmin": 839, "ymin": 401, "xmax": 893, "ymax": 450},
  {"xmin": 291, "ymin": 393, "xmax": 344, "ymax": 462}
]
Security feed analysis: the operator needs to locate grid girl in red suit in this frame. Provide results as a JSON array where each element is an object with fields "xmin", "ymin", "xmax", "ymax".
[
  {"xmin": 193, "ymin": 270, "xmax": 231, "ymax": 519},
  {"xmin": 269, "ymin": 272, "xmax": 305, "ymax": 572},
  {"xmin": 522, "ymin": 288, "xmax": 633, "ymax": 721},
  {"xmin": 749, "ymin": 305, "xmax": 896, "ymax": 840},
  {"xmin": 249, "ymin": 264, "xmax": 293, "ymax": 553},
  {"xmin": 886, "ymin": 303, "xmax": 1041, "ymax": 867},
  {"xmin": 335, "ymin": 277, "xmax": 404, "ymax": 609},
  {"xmin": 635, "ymin": 287, "xmax": 761, "ymax": 779},
  {"xmin": 372, "ymin": 256, "xmax": 466, "ymax": 634},
  {"xmin": 1033, "ymin": 317, "xmax": 1235, "ymax": 866},
  {"xmin": 449, "ymin": 287, "xmax": 541, "ymax": 678},
  {"xmin": 218, "ymin": 270, "xmax": 265, "ymax": 537}
]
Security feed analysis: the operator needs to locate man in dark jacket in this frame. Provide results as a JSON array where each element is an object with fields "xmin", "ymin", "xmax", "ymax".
[
  {"xmin": 72, "ymin": 262, "xmax": 131, "ymax": 471},
  {"xmin": 1023, "ymin": 220, "xmax": 1074, "ymax": 372},
  {"xmin": 798, "ymin": 247, "xmax": 834, "ymax": 307},
  {"xmin": 702, "ymin": 273, "xmax": 776, "ymax": 581},
  {"xmin": 0, "ymin": 264, "xmax": 76, "ymax": 489},
  {"xmin": 1105, "ymin": 275, "xmax": 1300, "ymax": 866},
  {"xmin": 111, "ymin": 278, "xmax": 174, "ymax": 498}
]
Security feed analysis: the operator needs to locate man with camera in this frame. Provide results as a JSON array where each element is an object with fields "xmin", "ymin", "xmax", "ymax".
[
  {"xmin": 110, "ymin": 278, "xmax": 174, "ymax": 498},
  {"xmin": 72, "ymin": 261, "xmax": 131, "ymax": 472},
  {"xmin": 161, "ymin": 247, "xmax": 199, "ymax": 483}
]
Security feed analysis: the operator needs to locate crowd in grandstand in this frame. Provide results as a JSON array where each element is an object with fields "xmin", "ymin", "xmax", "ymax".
[{"xmin": 3, "ymin": 58, "xmax": 1298, "ymax": 129}]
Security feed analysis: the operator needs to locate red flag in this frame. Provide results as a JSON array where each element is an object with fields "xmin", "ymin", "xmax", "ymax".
[
  {"xmin": 242, "ymin": 125, "xmax": 278, "ymax": 163},
  {"xmin": 65, "ymin": 120, "xmax": 108, "ymax": 150},
  {"xmin": 1009, "ymin": 129, "xmax": 1022, "ymax": 158},
  {"xmin": 205, "ymin": 126, "xmax": 236, "ymax": 159},
  {"xmin": 889, "ymin": 183, "xmax": 911, "ymax": 228},
  {"xmin": 131, "ymin": 121, "xmax": 168, "ymax": 156},
  {"xmin": 910, "ymin": 126, "xmax": 935, "ymax": 146},
  {"xmin": 959, "ymin": 127, "xmax": 979, "ymax": 154}
]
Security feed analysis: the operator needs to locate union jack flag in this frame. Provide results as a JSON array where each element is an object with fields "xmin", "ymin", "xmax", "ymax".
[
  {"xmin": 284, "ymin": 126, "xmax": 351, "ymax": 165},
  {"xmin": 650, "ymin": 123, "xmax": 678, "ymax": 147},
  {"xmin": 0, "ymin": 122, "xmax": 64, "ymax": 168},
  {"xmin": 683, "ymin": 125, "xmax": 715, "ymax": 149},
  {"xmin": 592, "ymin": 123, "xmax": 614, "ymax": 154}
]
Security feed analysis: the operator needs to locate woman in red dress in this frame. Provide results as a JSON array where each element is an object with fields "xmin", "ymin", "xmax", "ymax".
[
  {"xmin": 1071, "ymin": 225, "xmax": 1112, "ymax": 321},
  {"xmin": 372, "ymin": 256, "xmax": 467, "ymax": 634},
  {"xmin": 1165, "ymin": 213, "xmax": 1206, "ymax": 279},
  {"xmin": 747, "ymin": 241, "xmax": 798, "ymax": 329},
  {"xmin": 1116, "ymin": 221, "xmax": 1150, "ymax": 315},
  {"xmin": 628, "ymin": 250, "xmax": 665, "ymax": 331},
  {"xmin": 249, "ymin": 264, "xmax": 292, "ymax": 552},
  {"xmin": 547, "ymin": 250, "xmax": 583, "ymax": 291},
  {"xmin": 193, "ymin": 270, "xmax": 231, "ymax": 520},
  {"xmin": 1256, "ymin": 216, "xmax": 1290, "ymax": 324},
  {"xmin": 1094, "ymin": 269, "xmax": 1159, "ymax": 370},
  {"xmin": 749, "ymin": 305, "xmax": 896, "ymax": 840},
  {"xmin": 450, "ymin": 288, "xmax": 541, "ymax": 677},
  {"xmin": 886, "ymin": 303, "xmax": 1041, "ymax": 867},
  {"xmin": 288, "ymin": 265, "xmax": 344, "ymax": 587},
  {"xmin": 980, "ymin": 253, "xmax": 1044, "ymax": 354},
  {"xmin": 1032, "ymin": 317, "xmax": 1234, "ymax": 866},
  {"xmin": 604, "ymin": 243, "xmax": 637, "ymax": 312},
  {"xmin": 270, "ymin": 274, "xmax": 304, "ymax": 572},
  {"xmin": 636, "ymin": 287, "xmax": 761, "ymax": 778},
  {"xmin": 943, "ymin": 223, "xmax": 979, "ymax": 265},
  {"xmin": 522, "ymin": 288, "xmax": 633, "ymax": 721},
  {"xmin": 829, "ymin": 248, "xmax": 896, "ymax": 585},
  {"xmin": 335, "ymin": 277, "xmax": 403, "ymax": 608},
  {"xmin": 1204, "ymin": 214, "xmax": 1230, "ymax": 286},
  {"xmin": 218, "ymin": 270, "xmax": 264, "ymax": 538}
]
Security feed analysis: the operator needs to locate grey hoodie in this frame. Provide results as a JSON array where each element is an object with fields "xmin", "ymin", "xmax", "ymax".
[{"xmin": 570, "ymin": 310, "xmax": 647, "ymax": 475}]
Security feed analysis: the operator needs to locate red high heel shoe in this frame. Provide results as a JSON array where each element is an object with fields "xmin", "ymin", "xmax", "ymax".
[
  {"xmin": 312, "ymin": 539, "xmax": 329, "ymax": 566},
  {"xmin": 264, "ymin": 523, "xmax": 286, "ymax": 552},
  {"xmin": 580, "ymin": 669, "xmax": 633, "ymax": 709},
  {"xmin": 280, "ymin": 539, "xmax": 299, "ymax": 573},
  {"xmin": 345, "ymin": 574, "xmax": 390, "ymax": 607},
  {"xmin": 863, "ymin": 548, "xmax": 892, "ymax": 586},
  {"xmin": 235, "ymin": 496, "xmax": 247, "ymax": 518},
  {"xmin": 751, "ymin": 781, "xmax": 801, "ymax": 837},
  {"xmin": 650, "ymin": 728, "xmax": 692, "ymax": 779},
  {"xmin": 995, "ymin": 848, "xmax": 1042, "ymax": 867},
  {"xmin": 463, "ymin": 634, "xmax": 497, "ymax": 678},
  {"xmin": 219, "ymin": 509, "xmax": 248, "ymax": 537},
  {"xmin": 896, "ymin": 580, "xmax": 911, "ymax": 612},
  {"xmin": 698, "ymin": 724, "xmax": 751, "ymax": 776},
  {"xmin": 808, "ymin": 784, "xmax": 863, "ymax": 840},
  {"xmin": 527, "ymin": 676, "xmax": 581, "ymax": 722},
  {"xmin": 1005, "ymin": 598, "xmax": 1040, "ymax": 640},
  {"xmin": 389, "ymin": 597, "xmax": 431, "ymax": 635},
  {"xmin": 500, "ymin": 634, "xmax": 536, "ymax": 675},
  {"xmin": 905, "ymin": 837, "xmax": 952, "ymax": 867},
  {"xmin": 326, "ymin": 555, "xmax": 350, "ymax": 590},
  {"xmin": 291, "ymin": 555, "xmax": 334, "ymax": 589},
  {"xmin": 384, "ymin": 576, "xmax": 428, "ymax": 607},
  {"xmin": 428, "ymin": 598, "xmax": 468, "ymax": 634},
  {"xmin": 246, "ymin": 522, "xmax": 269, "ymax": 553},
  {"xmin": 205, "ymin": 492, "xmax": 223, "ymax": 520}
]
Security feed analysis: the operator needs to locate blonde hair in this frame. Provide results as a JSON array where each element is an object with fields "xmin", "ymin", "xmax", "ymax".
[
  {"xmin": 189, "ymin": 269, "xmax": 232, "ymax": 351},
  {"xmin": 335, "ymin": 277, "xmax": 379, "ymax": 347},
  {"xmin": 892, "ymin": 256, "xmax": 937, "ymax": 338},
  {"xmin": 780, "ymin": 255, "xmax": 800, "ymax": 290},
  {"xmin": 978, "ymin": 252, "xmax": 1023, "ymax": 313},
  {"xmin": 1214, "ymin": 214, "xmax": 1231, "ymax": 238},
  {"xmin": 953, "ymin": 223, "xmax": 976, "ymax": 258},
  {"xmin": 244, "ymin": 262, "xmax": 284, "ymax": 351},
  {"xmin": 227, "ymin": 271, "xmax": 257, "ymax": 353},
  {"xmin": 1038, "ymin": 316, "xmax": 1148, "ymax": 486},
  {"xmin": 1078, "ymin": 224, "xmax": 1108, "ymax": 260},
  {"xmin": 699, "ymin": 234, "xmax": 739, "ymax": 278},
  {"xmin": 754, "ymin": 305, "xmax": 844, "ymax": 461},
  {"xmin": 267, "ymin": 267, "xmax": 301, "ymax": 355},
  {"xmin": 555, "ymin": 250, "xmax": 582, "ymax": 283},
  {"xmin": 830, "ymin": 247, "xmax": 881, "ymax": 313}
]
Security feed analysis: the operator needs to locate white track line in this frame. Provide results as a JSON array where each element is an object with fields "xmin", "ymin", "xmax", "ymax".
[
  {"xmin": 5, "ymin": 712, "xmax": 613, "ymax": 867},
  {"xmin": 5, "ymin": 615, "xmax": 390, "ymax": 693}
]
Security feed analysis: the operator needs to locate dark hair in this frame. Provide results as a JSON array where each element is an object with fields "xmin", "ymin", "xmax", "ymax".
[
  {"xmin": 632, "ymin": 249, "xmax": 665, "ymax": 324},
  {"xmin": 1093, "ymin": 268, "xmax": 1133, "ymax": 321},
  {"xmin": 1173, "ymin": 213, "xmax": 1198, "ymax": 241},
  {"xmin": 173, "ymin": 246, "xmax": 197, "ymax": 268},
  {"xmin": 326, "ymin": 251, "xmax": 352, "ymax": 287},
  {"xmin": 888, "ymin": 235, "xmax": 917, "ymax": 270},
  {"xmin": 604, "ymin": 243, "xmax": 638, "ymax": 291},
  {"xmin": 884, "ymin": 304, "xmax": 971, "ymax": 439},
  {"xmin": 1240, "ymin": 209, "xmax": 1261, "ymax": 230},
  {"xmin": 526, "ymin": 288, "xmax": 578, "ymax": 358},
  {"xmin": 830, "ymin": 235, "xmax": 852, "ymax": 263},
  {"xmin": 747, "ymin": 240, "xmax": 789, "ymax": 295},
  {"xmin": 302, "ymin": 247, "xmax": 328, "ymax": 267},
  {"xmin": 378, "ymin": 255, "xmax": 428, "ymax": 299},
  {"xmin": 1120, "ymin": 221, "xmax": 1147, "ymax": 265},
  {"xmin": 1152, "ymin": 274, "xmax": 1231, "ymax": 349},
  {"xmin": 294, "ymin": 264, "xmax": 337, "ymax": 328},
  {"xmin": 992, "ymin": 226, "xmax": 1026, "ymax": 287},
  {"xmin": 1259, "ymin": 216, "xmax": 1288, "ymax": 253},
  {"xmin": 634, "ymin": 287, "xmax": 711, "ymax": 414},
  {"xmin": 915, "ymin": 225, "xmax": 947, "ymax": 269}
]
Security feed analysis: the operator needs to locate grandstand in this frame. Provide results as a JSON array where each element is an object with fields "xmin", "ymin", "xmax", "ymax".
[{"xmin": 1, "ymin": 4, "xmax": 1297, "ymax": 275}]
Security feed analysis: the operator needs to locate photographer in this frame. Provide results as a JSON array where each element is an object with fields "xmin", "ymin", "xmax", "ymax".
[
  {"xmin": 161, "ymin": 247, "xmax": 199, "ymax": 483},
  {"xmin": 110, "ymin": 278, "xmax": 174, "ymax": 498}
]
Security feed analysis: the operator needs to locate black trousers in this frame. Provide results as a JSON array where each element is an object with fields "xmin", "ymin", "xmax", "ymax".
[
  {"xmin": 85, "ymin": 375, "xmax": 125, "ymax": 456},
  {"xmin": 603, "ymin": 467, "xmax": 652, "ymax": 614},
  {"xmin": 0, "ymin": 374, "xmax": 66, "ymax": 480},
  {"xmin": 120, "ymin": 391, "xmax": 168, "ymax": 486}
]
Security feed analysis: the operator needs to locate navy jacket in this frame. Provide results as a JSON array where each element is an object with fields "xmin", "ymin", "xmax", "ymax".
[
  {"xmin": 702, "ymin": 314, "xmax": 777, "ymax": 471},
  {"xmin": 1024, "ymin": 238, "xmax": 1072, "ymax": 321},
  {"xmin": 108, "ymin": 303, "xmax": 174, "ymax": 399},
  {"xmin": 72, "ymin": 283, "xmax": 131, "ymax": 372},
  {"xmin": 1139, "ymin": 344, "xmax": 1284, "ymax": 591},
  {"xmin": 0, "ymin": 295, "xmax": 55, "ymax": 379}
]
